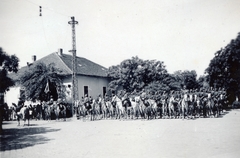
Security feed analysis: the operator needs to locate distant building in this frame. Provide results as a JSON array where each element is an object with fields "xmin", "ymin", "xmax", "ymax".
[{"xmin": 5, "ymin": 49, "xmax": 110, "ymax": 105}]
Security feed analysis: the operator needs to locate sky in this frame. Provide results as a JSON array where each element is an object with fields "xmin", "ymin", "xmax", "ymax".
[{"xmin": 0, "ymin": 0, "xmax": 240, "ymax": 77}]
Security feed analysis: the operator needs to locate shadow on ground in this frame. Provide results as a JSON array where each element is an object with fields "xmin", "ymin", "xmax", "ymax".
[{"xmin": 0, "ymin": 125, "xmax": 60, "ymax": 151}]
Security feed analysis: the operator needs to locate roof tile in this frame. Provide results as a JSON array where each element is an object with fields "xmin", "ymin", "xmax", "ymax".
[
  {"xmin": 9, "ymin": 52, "xmax": 108, "ymax": 81},
  {"xmin": 59, "ymin": 53, "xmax": 108, "ymax": 77}
]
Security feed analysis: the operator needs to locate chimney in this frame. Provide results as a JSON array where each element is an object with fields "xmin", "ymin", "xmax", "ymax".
[
  {"xmin": 32, "ymin": 55, "xmax": 36, "ymax": 62},
  {"xmin": 58, "ymin": 48, "xmax": 63, "ymax": 56}
]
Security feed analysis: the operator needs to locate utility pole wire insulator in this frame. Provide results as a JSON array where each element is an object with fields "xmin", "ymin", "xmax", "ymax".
[{"xmin": 39, "ymin": 6, "xmax": 42, "ymax": 16}]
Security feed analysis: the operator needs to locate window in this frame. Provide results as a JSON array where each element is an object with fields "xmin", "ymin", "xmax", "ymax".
[
  {"xmin": 84, "ymin": 86, "xmax": 88, "ymax": 96},
  {"xmin": 103, "ymin": 87, "xmax": 106, "ymax": 96}
]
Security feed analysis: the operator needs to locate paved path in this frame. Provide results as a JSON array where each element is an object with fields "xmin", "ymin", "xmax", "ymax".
[{"xmin": 1, "ymin": 109, "xmax": 240, "ymax": 158}]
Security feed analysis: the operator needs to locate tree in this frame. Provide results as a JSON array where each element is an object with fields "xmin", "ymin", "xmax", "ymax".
[
  {"xmin": 205, "ymin": 33, "xmax": 240, "ymax": 104},
  {"xmin": 197, "ymin": 75, "xmax": 209, "ymax": 90},
  {"xmin": 107, "ymin": 56, "xmax": 168, "ymax": 93},
  {"xmin": 172, "ymin": 70, "xmax": 198, "ymax": 90},
  {"xmin": 19, "ymin": 62, "xmax": 63, "ymax": 101},
  {"xmin": 162, "ymin": 74, "xmax": 182, "ymax": 91},
  {"xmin": 0, "ymin": 48, "xmax": 19, "ymax": 93},
  {"xmin": 0, "ymin": 47, "xmax": 19, "ymax": 134}
]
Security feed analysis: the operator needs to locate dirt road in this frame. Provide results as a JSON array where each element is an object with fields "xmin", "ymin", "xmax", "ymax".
[{"xmin": 1, "ymin": 109, "xmax": 240, "ymax": 158}]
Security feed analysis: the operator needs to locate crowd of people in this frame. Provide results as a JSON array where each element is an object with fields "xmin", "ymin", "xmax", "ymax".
[
  {"xmin": 1, "ymin": 87, "xmax": 231, "ymax": 123},
  {"xmin": 2, "ymin": 98, "xmax": 72, "ymax": 122},
  {"xmin": 74, "ymin": 87, "xmax": 229, "ymax": 120}
]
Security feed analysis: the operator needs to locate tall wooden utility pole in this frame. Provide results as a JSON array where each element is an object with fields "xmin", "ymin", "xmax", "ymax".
[{"xmin": 68, "ymin": 16, "xmax": 78, "ymax": 116}]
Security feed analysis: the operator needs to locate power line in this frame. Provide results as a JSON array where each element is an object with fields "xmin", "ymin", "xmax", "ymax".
[
  {"xmin": 21, "ymin": 0, "xmax": 72, "ymax": 52},
  {"xmin": 23, "ymin": 0, "xmax": 71, "ymax": 17},
  {"xmin": 40, "ymin": 16, "xmax": 51, "ymax": 53}
]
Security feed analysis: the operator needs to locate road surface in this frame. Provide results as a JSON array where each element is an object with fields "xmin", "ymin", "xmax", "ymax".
[{"xmin": 1, "ymin": 109, "xmax": 240, "ymax": 158}]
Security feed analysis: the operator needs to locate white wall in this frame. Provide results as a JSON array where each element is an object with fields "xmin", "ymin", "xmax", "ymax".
[
  {"xmin": 62, "ymin": 75, "xmax": 110, "ymax": 100},
  {"xmin": 5, "ymin": 86, "xmax": 20, "ymax": 107},
  {"xmin": 78, "ymin": 75, "xmax": 109, "ymax": 99},
  {"xmin": 5, "ymin": 75, "xmax": 110, "ymax": 106},
  {"xmin": 62, "ymin": 78, "xmax": 72, "ymax": 103}
]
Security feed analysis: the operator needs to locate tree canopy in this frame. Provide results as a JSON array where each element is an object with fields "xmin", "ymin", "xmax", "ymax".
[
  {"xmin": 0, "ymin": 48, "xmax": 19, "ymax": 93},
  {"xmin": 107, "ymin": 56, "xmax": 168, "ymax": 93},
  {"xmin": 107, "ymin": 56, "xmax": 201, "ymax": 95},
  {"xmin": 172, "ymin": 70, "xmax": 198, "ymax": 90},
  {"xmin": 19, "ymin": 62, "xmax": 62, "ymax": 101},
  {"xmin": 206, "ymin": 32, "xmax": 240, "ymax": 103}
]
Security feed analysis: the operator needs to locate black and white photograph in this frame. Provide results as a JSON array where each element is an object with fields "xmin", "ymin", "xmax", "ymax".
[{"xmin": 1, "ymin": 0, "xmax": 240, "ymax": 157}]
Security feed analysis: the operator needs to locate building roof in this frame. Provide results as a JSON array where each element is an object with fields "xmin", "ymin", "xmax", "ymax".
[
  {"xmin": 59, "ymin": 53, "xmax": 108, "ymax": 77},
  {"xmin": 9, "ymin": 52, "xmax": 109, "ymax": 81}
]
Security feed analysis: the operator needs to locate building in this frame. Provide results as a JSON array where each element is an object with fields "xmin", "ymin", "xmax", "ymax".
[{"xmin": 5, "ymin": 49, "xmax": 111, "ymax": 105}]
